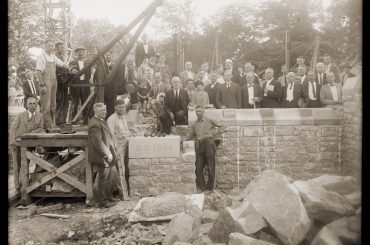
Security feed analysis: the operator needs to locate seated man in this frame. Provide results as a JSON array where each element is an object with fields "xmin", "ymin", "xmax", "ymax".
[
  {"xmin": 150, "ymin": 92, "xmax": 173, "ymax": 134},
  {"xmin": 9, "ymin": 97, "xmax": 43, "ymax": 196},
  {"xmin": 107, "ymin": 99, "xmax": 131, "ymax": 200}
]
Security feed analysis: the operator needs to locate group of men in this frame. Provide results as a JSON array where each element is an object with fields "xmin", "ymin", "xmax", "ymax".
[{"xmin": 11, "ymin": 34, "xmax": 355, "ymax": 206}]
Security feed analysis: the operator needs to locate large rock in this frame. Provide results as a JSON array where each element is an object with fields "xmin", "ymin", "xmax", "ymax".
[
  {"xmin": 311, "ymin": 227, "xmax": 342, "ymax": 245},
  {"xmin": 201, "ymin": 209, "xmax": 219, "ymax": 224},
  {"xmin": 258, "ymin": 231, "xmax": 282, "ymax": 244},
  {"xmin": 293, "ymin": 180, "xmax": 355, "ymax": 223},
  {"xmin": 164, "ymin": 213, "xmax": 194, "ymax": 245},
  {"xmin": 312, "ymin": 217, "xmax": 360, "ymax": 245},
  {"xmin": 310, "ymin": 175, "xmax": 360, "ymax": 195},
  {"xmin": 229, "ymin": 233, "xmax": 275, "ymax": 245},
  {"xmin": 240, "ymin": 170, "xmax": 311, "ymax": 245},
  {"xmin": 187, "ymin": 223, "xmax": 213, "ymax": 243},
  {"xmin": 344, "ymin": 192, "xmax": 361, "ymax": 207},
  {"xmin": 139, "ymin": 192, "xmax": 187, "ymax": 218},
  {"xmin": 208, "ymin": 201, "xmax": 267, "ymax": 243}
]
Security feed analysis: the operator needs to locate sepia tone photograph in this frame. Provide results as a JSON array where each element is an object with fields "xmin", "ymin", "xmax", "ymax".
[{"xmin": 8, "ymin": 0, "xmax": 361, "ymax": 244}]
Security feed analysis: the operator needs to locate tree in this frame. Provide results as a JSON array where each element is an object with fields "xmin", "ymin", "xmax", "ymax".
[{"xmin": 8, "ymin": 0, "xmax": 44, "ymax": 72}]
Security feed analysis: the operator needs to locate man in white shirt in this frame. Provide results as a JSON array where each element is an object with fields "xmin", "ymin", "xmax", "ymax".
[
  {"xmin": 198, "ymin": 62, "xmax": 210, "ymax": 87},
  {"xmin": 36, "ymin": 39, "xmax": 72, "ymax": 130},
  {"xmin": 107, "ymin": 99, "xmax": 131, "ymax": 200},
  {"xmin": 320, "ymin": 72, "xmax": 343, "ymax": 106}
]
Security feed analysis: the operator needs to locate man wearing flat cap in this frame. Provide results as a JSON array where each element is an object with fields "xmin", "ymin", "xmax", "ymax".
[{"xmin": 69, "ymin": 46, "xmax": 94, "ymax": 125}]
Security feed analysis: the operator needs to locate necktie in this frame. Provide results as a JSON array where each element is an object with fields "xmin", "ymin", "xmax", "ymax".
[
  {"xmin": 289, "ymin": 83, "xmax": 293, "ymax": 90},
  {"xmin": 30, "ymin": 80, "xmax": 36, "ymax": 94},
  {"xmin": 176, "ymin": 90, "xmax": 179, "ymax": 100},
  {"xmin": 311, "ymin": 82, "xmax": 316, "ymax": 99},
  {"xmin": 248, "ymin": 83, "xmax": 253, "ymax": 88}
]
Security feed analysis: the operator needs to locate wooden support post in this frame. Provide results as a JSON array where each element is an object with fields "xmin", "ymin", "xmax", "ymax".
[
  {"xmin": 85, "ymin": 147, "xmax": 93, "ymax": 203},
  {"xmin": 20, "ymin": 147, "xmax": 31, "ymax": 205},
  {"xmin": 285, "ymin": 30, "xmax": 290, "ymax": 69}
]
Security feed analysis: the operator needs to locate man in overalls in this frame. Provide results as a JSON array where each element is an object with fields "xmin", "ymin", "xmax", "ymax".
[{"xmin": 36, "ymin": 40, "xmax": 73, "ymax": 130}]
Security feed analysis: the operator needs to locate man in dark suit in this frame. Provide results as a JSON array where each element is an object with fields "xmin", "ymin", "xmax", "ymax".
[
  {"xmin": 281, "ymin": 72, "xmax": 304, "ymax": 108},
  {"xmin": 315, "ymin": 62, "xmax": 327, "ymax": 86},
  {"xmin": 224, "ymin": 59, "xmax": 241, "ymax": 86},
  {"xmin": 261, "ymin": 67, "xmax": 282, "ymax": 108},
  {"xmin": 323, "ymin": 54, "xmax": 341, "ymax": 85},
  {"xmin": 22, "ymin": 69, "xmax": 39, "ymax": 108},
  {"xmin": 297, "ymin": 65, "xmax": 308, "ymax": 85},
  {"xmin": 135, "ymin": 33, "xmax": 155, "ymax": 68},
  {"xmin": 302, "ymin": 70, "xmax": 322, "ymax": 108},
  {"xmin": 204, "ymin": 72, "xmax": 220, "ymax": 107},
  {"xmin": 88, "ymin": 103, "xmax": 117, "ymax": 208},
  {"xmin": 240, "ymin": 62, "xmax": 260, "ymax": 87},
  {"xmin": 241, "ymin": 71, "xmax": 263, "ymax": 108},
  {"xmin": 69, "ymin": 47, "xmax": 93, "ymax": 124},
  {"xmin": 164, "ymin": 76, "xmax": 190, "ymax": 125},
  {"xmin": 215, "ymin": 70, "xmax": 242, "ymax": 109}
]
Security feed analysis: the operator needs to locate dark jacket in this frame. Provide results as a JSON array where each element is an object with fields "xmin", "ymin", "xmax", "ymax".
[
  {"xmin": 301, "ymin": 80, "xmax": 322, "ymax": 106},
  {"xmin": 69, "ymin": 59, "xmax": 91, "ymax": 83},
  {"xmin": 22, "ymin": 79, "xmax": 39, "ymax": 108},
  {"xmin": 215, "ymin": 82, "xmax": 242, "ymax": 109},
  {"xmin": 88, "ymin": 116, "xmax": 117, "ymax": 167},
  {"xmin": 241, "ymin": 83, "xmax": 263, "ymax": 108},
  {"xmin": 164, "ymin": 89, "xmax": 190, "ymax": 113},
  {"xmin": 261, "ymin": 79, "xmax": 282, "ymax": 108},
  {"xmin": 315, "ymin": 72, "xmax": 327, "ymax": 86},
  {"xmin": 204, "ymin": 83, "xmax": 220, "ymax": 107},
  {"xmin": 135, "ymin": 42, "xmax": 155, "ymax": 67},
  {"xmin": 281, "ymin": 82, "xmax": 304, "ymax": 108}
]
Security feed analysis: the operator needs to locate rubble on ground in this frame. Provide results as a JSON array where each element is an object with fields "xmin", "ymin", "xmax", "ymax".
[{"xmin": 9, "ymin": 171, "xmax": 361, "ymax": 245}]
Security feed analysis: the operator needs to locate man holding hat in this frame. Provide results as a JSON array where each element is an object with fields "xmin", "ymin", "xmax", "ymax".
[{"xmin": 69, "ymin": 46, "xmax": 94, "ymax": 125}]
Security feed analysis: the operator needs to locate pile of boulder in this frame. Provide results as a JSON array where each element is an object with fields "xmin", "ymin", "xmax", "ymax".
[{"xmin": 161, "ymin": 170, "xmax": 361, "ymax": 245}]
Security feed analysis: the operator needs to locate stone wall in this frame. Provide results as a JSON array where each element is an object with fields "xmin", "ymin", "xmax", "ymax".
[
  {"xmin": 129, "ymin": 153, "xmax": 196, "ymax": 198},
  {"xmin": 188, "ymin": 108, "xmax": 342, "ymax": 191},
  {"xmin": 341, "ymin": 77, "xmax": 362, "ymax": 180}
]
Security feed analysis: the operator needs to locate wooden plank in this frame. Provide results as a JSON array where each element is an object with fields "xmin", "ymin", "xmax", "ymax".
[
  {"xmin": 26, "ymin": 153, "xmax": 86, "ymax": 193},
  {"xmin": 20, "ymin": 139, "xmax": 88, "ymax": 147},
  {"xmin": 35, "ymin": 204, "xmax": 64, "ymax": 214},
  {"xmin": 20, "ymin": 132, "xmax": 88, "ymax": 139},
  {"xmin": 57, "ymin": 173, "xmax": 86, "ymax": 193},
  {"xmin": 71, "ymin": 91, "xmax": 96, "ymax": 123},
  {"xmin": 39, "ymin": 213, "xmax": 70, "ymax": 219},
  {"xmin": 30, "ymin": 191, "xmax": 85, "ymax": 197},
  {"xmin": 85, "ymin": 147, "xmax": 93, "ymax": 201}
]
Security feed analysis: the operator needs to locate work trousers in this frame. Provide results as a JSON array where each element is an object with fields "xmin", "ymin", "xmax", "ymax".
[
  {"xmin": 173, "ymin": 109, "xmax": 187, "ymax": 125},
  {"xmin": 40, "ymin": 60, "xmax": 58, "ymax": 129},
  {"xmin": 115, "ymin": 137, "xmax": 130, "ymax": 198},
  {"xmin": 55, "ymin": 82, "xmax": 69, "ymax": 126},
  {"xmin": 94, "ymin": 165, "xmax": 114, "ymax": 205},
  {"xmin": 71, "ymin": 80, "xmax": 90, "ymax": 124},
  {"xmin": 195, "ymin": 138, "xmax": 216, "ymax": 191}
]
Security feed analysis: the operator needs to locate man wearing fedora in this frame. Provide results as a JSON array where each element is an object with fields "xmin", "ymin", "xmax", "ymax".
[{"xmin": 69, "ymin": 46, "xmax": 94, "ymax": 125}]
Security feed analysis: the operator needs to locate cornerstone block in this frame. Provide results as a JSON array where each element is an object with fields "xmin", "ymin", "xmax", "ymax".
[{"xmin": 129, "ymin": 135, "xmax": 181, "ymax": 158}]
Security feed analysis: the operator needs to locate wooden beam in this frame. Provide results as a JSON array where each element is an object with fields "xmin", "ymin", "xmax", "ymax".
[
  {"xmin": 85, "ymin": 147, "xmax": 93, "ymax": 202},
  {"xmin": 57, "ymin": 172, "xmax": 86, "ymax": 193},
  {"xmin": 70, "ymin": 91, "xmax": 96, "ymax": 123}
]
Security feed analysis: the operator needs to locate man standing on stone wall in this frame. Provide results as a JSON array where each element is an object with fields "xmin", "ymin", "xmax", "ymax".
[{"xmin": 187, "ymin": 106, "xmax": 226, "ymax": 193}]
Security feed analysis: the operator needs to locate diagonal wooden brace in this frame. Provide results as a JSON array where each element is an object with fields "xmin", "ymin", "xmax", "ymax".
[{"xmin": 26, "ymin": 152, "xmax": 86, "ymax": 194}]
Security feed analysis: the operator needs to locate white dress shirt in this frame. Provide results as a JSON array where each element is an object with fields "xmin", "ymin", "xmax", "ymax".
[
  {"xmin": 27, "ymin": 110, "xmax": 35, "ymax": 119},
  {"xmin": 78, "ymin": 60, "xmax": 85, "ymax": 80},
  {"xmin": 300, "ymin": 75, "xmax": 306, "ymax": 84},
  {"xmin": 308, "ymin": 81, "xmax": 317, "ymax": 100},
  {"xmin": 325, "ymin": 63, "xmax": 331, "ymax": 73},
  {"xmin": 286, "ymin": 82, "xmax": 294, "ymax": 101},
  {"xmin": 329, "ymin": 84, "xmax": 339, "ymax": 101},
  {"xmin": 247, "ymin": 83, "xmax": 254, "ymax": 105},
  {"xmin": 186, "ymin": 70, "xmax": 194, "ymax": 79}
]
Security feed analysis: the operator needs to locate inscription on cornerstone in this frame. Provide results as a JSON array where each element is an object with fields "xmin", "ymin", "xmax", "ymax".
[{"xmin": 129, "ymin": 135, "xmax": 181, "ymax": 158}]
